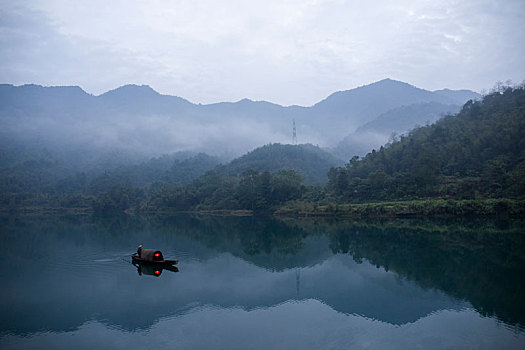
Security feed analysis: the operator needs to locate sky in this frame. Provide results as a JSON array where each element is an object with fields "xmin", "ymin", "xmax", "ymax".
[{"xmin": 1, "ymin": 0, "xmax": 524, "ymax": 106}]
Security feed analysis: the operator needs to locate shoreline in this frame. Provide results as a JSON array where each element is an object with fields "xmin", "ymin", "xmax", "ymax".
[
  {"xmin": 274, "ymin": 199, "xmax": 525, "ymax": 218},
  {"xmin": 2, "ymin": 198, "xmax": 524, "ymax": 218}
]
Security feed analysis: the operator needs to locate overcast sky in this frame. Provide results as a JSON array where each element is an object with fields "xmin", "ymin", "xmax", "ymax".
[{"xmin": 1, "ymin": 0, "xmax": 524, "ymax": 106}]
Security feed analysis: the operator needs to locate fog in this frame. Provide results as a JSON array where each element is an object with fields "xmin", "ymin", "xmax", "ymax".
[{"xmin": 0, "ymin": 79, "xmax": 480, "ymax": 170}]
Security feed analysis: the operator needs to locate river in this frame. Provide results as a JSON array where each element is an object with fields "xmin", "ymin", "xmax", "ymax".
[{"xmin": 1, "ymin": 215, "xmax": 524, "ymax": 349}]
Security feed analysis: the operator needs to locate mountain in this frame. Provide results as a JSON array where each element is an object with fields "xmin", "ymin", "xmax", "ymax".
[
  {"xmin": 312, "ymin": 79, "xmax": 456, "ymax": 122},
  {"xmin": 332, "ymin": 102, "xmax": 462, "ymax": 160},
  {"xmin": 355, "ymin": 102, "xmax": 460, "ymax": 134},
  {"xmin": 0, "ymin": 140, "xmax": 219, "ymax": 204},
  {"xmin": 433, "ymin": 89, "xmax": 481, "ymax": 104},
  {"xmin": 305, "ymin": 79, "xmax": 478, "ymax": 143},
  {"xmin": 217, "ymin": 143, "xmax": 343, "ymax": 185},
  {"xmin": 328, "ymin": 86, "xmax": 525, "ymax": 200},
  {"xmin": 143, "ymin": 143, "xmax": 344, "ymax": 213},
  {"xmin": 97, "ymin": 84, "xmax": 193, "ymax": 115},
  {"xmin": 0, "ymin": 84, "xmax": 92, "ymax": 114},
  {"xmin": 87, "ymin": 152, "xmax": 221, "ymax": 194},
  {"xmin": 0, "ymin": 80, "xmax": 480, "ymax": 160}
]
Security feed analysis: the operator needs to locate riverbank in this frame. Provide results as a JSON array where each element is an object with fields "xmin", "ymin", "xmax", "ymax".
[
  {"xmin": 2, "ymin": 198, "xmax": 524, "ymax": 218},
  {"xmin": 274, "ymin": 198, "xmax": 525, "ymax": 218}
]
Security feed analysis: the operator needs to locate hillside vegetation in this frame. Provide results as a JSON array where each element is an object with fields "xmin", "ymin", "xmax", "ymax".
[
  {"xmin": 333, "ymin": 102, "xmax": 461, "ymax": 158},
  {"xmin": 216, "ymin": 143, "xmax": 342, "ymax": 185},
  {"xmin": 327, "ymin": 86, "xmax": 525, "ymax": 202},
  {"xmin": 143, "ymin": 143, "xmax": 340, "ymax": 213},
  {"xmin": 143, "ymin": 87, "xmax": 525, "ymax": 215},
  {"xmin": 0, "ymin": 142, "xmax": 339, "ymax": 214}
]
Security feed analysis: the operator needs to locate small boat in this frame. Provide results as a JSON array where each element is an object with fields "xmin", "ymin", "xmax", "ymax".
[{"xmin": 132, "ymin": 248, "xmax": 178, "ymax": 266}]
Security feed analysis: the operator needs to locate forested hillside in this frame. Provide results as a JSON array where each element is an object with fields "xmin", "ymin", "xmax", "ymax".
[
  {"xmin": 0, "ymin": 142, "xmax": 339, "ymax": 214},
  {"xmin": 143, "ymin": 168, "xmax": 305, "ymax": 214},
  {"xmin": 142, "ymin": 143, "xmax": 341, "ymax": 213},
  {"xmin": 216, "ymin": 143, "xmax": 342, "ymax": 185},
  {"xmin": 0, "ymin": 150, "xmax": 219, "ymax": 211},
  {"xmin": 327, "ymin": 86, "xmax": 525, "ymax": 201},
  {"xmin": 333, "ymin": 102, "xmax": 461, "ymax": 158}
]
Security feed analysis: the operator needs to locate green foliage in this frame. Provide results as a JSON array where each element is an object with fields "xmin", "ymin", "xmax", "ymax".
[
  {"xmin": 144, "ymin": 169, "xmax": 304, "ymax": 213},
  {"xmin": 276, "ymin": 199, "xmax": 525, "ymax": 217},
  {"xmin": 329, "ymin": 86, "xmax": 525, "ymax": 201},
  {"xmin": 217, "ymin": 143, "xmax": 342, "ymax": 185},
  {"xmin": 92, "ymin": 186, "xmax": 144, "ymax": 215},
  {"xmin": 0, "ymin": 149, "xmax": 218, "ymax": 214}
]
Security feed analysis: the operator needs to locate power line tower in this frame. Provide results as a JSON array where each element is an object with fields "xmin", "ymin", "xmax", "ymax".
[{"xmin": 292, "ymin": 120, "xmax": 297, "ymax": 145}]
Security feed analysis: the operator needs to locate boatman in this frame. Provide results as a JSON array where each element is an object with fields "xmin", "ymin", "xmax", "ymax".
[{"xmin": 137, "ymin": 245, "xmax": 143, "ymax": 258}]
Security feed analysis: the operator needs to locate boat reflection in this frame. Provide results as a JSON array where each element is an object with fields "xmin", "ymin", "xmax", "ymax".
[{"xmin": 133, "ymin": 261, "xmax": 179, "ymax": 277}]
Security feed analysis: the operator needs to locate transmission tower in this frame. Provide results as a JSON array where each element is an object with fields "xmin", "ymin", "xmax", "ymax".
[{"xmin": 292, "ymin": 120, "xmax": 297, "ymax": 145}]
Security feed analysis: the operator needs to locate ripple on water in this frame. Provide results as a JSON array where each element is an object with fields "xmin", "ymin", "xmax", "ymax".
[{"xmin": 47, "ymin": 252, "xmax": 133, "ymax": 276}]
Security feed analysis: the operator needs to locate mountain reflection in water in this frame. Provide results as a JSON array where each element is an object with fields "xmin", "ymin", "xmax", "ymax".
[{"xmin": 0, "ymin": 215, "xmax": 524, "ymax": 349}]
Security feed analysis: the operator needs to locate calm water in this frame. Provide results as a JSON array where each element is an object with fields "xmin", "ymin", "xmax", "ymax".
[{"xmin": 1, "ymin": 215, "xmax": 524, "ymax": 349}]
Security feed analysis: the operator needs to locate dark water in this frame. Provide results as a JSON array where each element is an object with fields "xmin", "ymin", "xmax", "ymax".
[{"xmin": 1, "ymin": 215, "xmax": 524, "ymax": 349}]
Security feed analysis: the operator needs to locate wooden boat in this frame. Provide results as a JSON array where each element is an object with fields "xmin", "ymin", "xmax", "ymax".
[{"xmin": 132, "ymin": 248, "xmax": 178, "ymax": 266}]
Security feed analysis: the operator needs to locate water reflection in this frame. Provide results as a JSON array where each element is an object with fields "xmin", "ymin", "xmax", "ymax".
[
  {"xmin": 0, "ymin": 214, "xmax": 524, "ymax": 348},
  {"xmin": 132, "ymin": 261, "xmax": 179, "ymax": 277}
]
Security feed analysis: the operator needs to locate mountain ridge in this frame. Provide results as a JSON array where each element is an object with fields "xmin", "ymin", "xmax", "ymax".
[
  {"xmin": 1, "ymin": 79, "xmax": 479, "ymax": 108},
  {"xmin": 332, "ymin": 101, "xmax": 462, "ymax": 160},
  {"xmin": 0, "ymin": 79, "xmax": 481, "ymax": 159}
]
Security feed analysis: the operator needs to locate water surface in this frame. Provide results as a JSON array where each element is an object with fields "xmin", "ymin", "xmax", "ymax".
[{"xmin": 1, "ymin": 215, "xmax": 524, "ymax": 349}]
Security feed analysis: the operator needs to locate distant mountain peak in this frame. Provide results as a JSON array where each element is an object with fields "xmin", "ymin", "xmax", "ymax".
[
  {"xmin": 320, "ymin": 78, "xmax": 420, "ymax": 101},
  {"xmin": 7, "ymin": 83, "xmax": 88, "ymax": 93},
  {"xmin": 99, "ymin": 84, "xmax": 159, "ymax": 98},
  {"xmin": 367, "ymin": 78, "xmax": 421, "ymax": 89},
  {"xmin": 374, "ymin": 78, "xmax": 402, "ymax": 84}
]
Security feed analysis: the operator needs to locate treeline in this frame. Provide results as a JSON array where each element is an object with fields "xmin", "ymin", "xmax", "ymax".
[
  {"xmin": 93, "ymin": 142, "xmax": 342, "ymax": 213},
  {"xmin": 214, "ymin": 143, "xmax": 342, "ymax": 185},
  {"xmin": 0, "ymin": 151, "xmax": 219, "ymax": 213},
  {"xmin": 0, "ymin": 142, "xmax": 338, "ymax": 214},
  {"xmin": 142, "ymin": 169, "xmax": 304, "ymax": 213}
]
